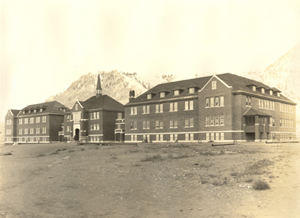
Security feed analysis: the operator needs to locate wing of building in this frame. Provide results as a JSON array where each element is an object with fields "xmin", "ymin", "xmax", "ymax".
[
  {"xmin": 125, "ymin": 73, "xmax": 296, "ymax": 142},
  {"xmin": 5, "ymin": 101, "xmax": 70, "ymax": 143},
  {"xmin": 63, "ymin": 74, "xmax": 125, "ymax": 143}
]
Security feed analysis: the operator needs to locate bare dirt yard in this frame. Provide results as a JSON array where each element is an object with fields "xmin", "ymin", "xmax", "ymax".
[{"xmin": 0, "ymin": 141, "xmax": 299, "ymax": 218}]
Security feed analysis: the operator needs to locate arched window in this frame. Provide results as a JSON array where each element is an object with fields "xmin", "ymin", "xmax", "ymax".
[{"xmin": 212, "ymin": 81, "xmax": 217, "ymax": 90}]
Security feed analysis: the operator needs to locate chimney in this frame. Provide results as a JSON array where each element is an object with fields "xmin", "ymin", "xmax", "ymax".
[{"xmin": 129, "ymin": 90, "xmax": 135, "ymax": 102}]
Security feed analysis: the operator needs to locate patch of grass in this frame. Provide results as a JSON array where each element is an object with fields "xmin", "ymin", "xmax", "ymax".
[
  {"xmin": 141, "ymin": 154, "xmax": 162, "ymax": 162},
  {"xmin": 199, "ymin": 163, "xmax": 214, "ymax": 168},
  {"xmin": 212, "ymin": 178, "xmax": 227, "ymax": 186},
  {"xmin": 252, "ymin": 180, "xmax": 270, "ymax": 190},
  {"xmin": 230, "ymin": 172, "xmax": 239, "ymax": 177},
  {"xmin": 50, "ymin": 151, "xmax": 59, "ymax": 155},
  {"xmin": 80, "ymin": 148, "xmax": 85, "ymax": 151},
  {"xmin": 208, "ymin": 174, "xmax": 218, "ymax": 178},
  {"xmin": 95, "ymin": 147, "xmax": 99, "ymax": 149},
  {"xmin": 132, "ymin": 163, "xmax": 141, "ymax": 167},
  {"xmin": 245, "ymin": 178, "xmax": 253, "ymax": 183},
  {"xmin": 3, "ymin": 152, "xmax": 12, "ymax": 156},
  {"xmin": 168, "ymin": 154, "xmax": 190, "ymax": 159},
  {"xmin": 37, "ymin": 154, "xmax": 45, "ymax": 157},
  {"xmin": 68, "ymin": 150, "xmax": 75, "ymax": 153},
  {"xmin": 199, "ymin": 150, "xmax": 217, "ymax": 156},
  {"xmin": 247, "ymin": 159, "xmax": 274, "ymax": 175}
]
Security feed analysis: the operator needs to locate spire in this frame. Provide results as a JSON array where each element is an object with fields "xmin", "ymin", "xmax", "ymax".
[{"xmin": 96, "ymin": 74, "xmax": 102, "ymax": 97}]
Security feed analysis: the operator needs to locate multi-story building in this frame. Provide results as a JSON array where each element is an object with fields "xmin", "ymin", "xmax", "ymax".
[
  {"xmin": 5, "ymin": 101, "xmax": 70, "ymax": 143},
  {"xmin": 63, "ymin": 75, "xmax": 124, "ymax": 143},
  {"xmin": 125, "ymin": 73, "xmax": 297, "ymax": 142}
]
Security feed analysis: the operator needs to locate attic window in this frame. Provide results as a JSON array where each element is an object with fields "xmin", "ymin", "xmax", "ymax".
[
  {"xmin": 40, "ymin": 108, "xmax": 43, "ymax": 112},
  {"xmin": 277, "ymin": 92, "xmax": 280, "ymax": 97},
  {"xmin": 34, "ymin": 109, "xmax": 36, "ymax": 113},
  {"xmin": 252, "ymin": 86, "xmax": 256, "ymax": 91},
  {"xmin": 270, "ymin": 90, "xmax": 273, "ymax": 95},
  {"xmin": 23, "ymin": 111, "xmax": 25, "ymax": 114},
  {"xmin": 261, "ymin": 88, "xmax": 265, "ymax": 94},
  {"xmin": 212, "ymin": 81, "xmax": 217, "ymax": 90},
  {"xmin": 160, "ymin": 92, "xmax": 165, "ymax": 98},
  {"xmin": 174, "ymin": 90, "xmax": 180, "ymax": 96},
  {"xmin": 147, "ymin": 94, "xmax": 152, "ymax": 99},
  {"xmin": 75, "ymin": 104, "xmax": 78, "ymax": 110},
  {"xmin": 189, "ymin": 88, "xmax": 195, "ymax": 94},
  {"xmin": 28, "ymin": 110, "xmax": 31, "ymax": 114}
]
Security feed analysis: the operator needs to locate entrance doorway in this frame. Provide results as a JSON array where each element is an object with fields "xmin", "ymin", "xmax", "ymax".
[{"xmin": 74, "ymin": 128, "xmax": 80, "ymax": 141}]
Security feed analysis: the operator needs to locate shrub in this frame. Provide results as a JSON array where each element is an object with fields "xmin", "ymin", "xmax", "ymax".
[
  {"xmin": 68, "ymin": 150, "xmax": 75, "ymax": 153},
  {"xmin": 230, "ymin": 172, "xmax": 239, "ymax": 177},
  {"xmin": 37, "ymin": 154, "xmax": 45, "ymax": 157},
  {"xmin": 245, "ymin": 178, "xmax": 253, "ymax": 183},
  {"xmin": 3, "ymin": 152, "xmax": 12, "ymax": 156},
  {"xmin": 141, "ymin": 154, "xmax": 162, "ymax": 162},
  {"xmin": 253, "ymin": 180, "xmax": 270, "ymax": 190},
  {"xmin": 80, "ymin": 148, "xmax": 85, "ymax": 151}
]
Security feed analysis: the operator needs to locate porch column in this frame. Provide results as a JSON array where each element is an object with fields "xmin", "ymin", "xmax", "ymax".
[{"xmin": 254, "ymin": 115, "xmax": 260, "ymax": 142}]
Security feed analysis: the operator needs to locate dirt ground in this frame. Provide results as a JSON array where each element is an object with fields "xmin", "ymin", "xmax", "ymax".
[{"xmin": 0, "ymin": 141, "xmax": 299, "ymax": 218}]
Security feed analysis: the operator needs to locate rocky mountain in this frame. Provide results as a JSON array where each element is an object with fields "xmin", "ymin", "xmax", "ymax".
[{"xmin": 46, "ymin": 70, "xmax": 175, "ymax": 109}]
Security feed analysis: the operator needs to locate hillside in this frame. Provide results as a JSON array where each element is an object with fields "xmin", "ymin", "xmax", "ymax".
[{"xmin": 46, "ymin": 71, "xmax": 148, "ymax": 108}]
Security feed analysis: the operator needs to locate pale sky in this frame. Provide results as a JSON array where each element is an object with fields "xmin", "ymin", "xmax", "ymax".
[{"xmin": 1, "ymin": 0, "xmax": 300, "ymax": 121}]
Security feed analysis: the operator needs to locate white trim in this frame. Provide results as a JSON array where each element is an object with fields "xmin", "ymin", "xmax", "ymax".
[
  {"xmin": 198, "ymin": 75, "xmax": 232, "ymax": 93},
  {"xmin": 8, "ymin": 109, "xmax": 15, "ymax": 116},
  {"xmin": 126, "ymin": 130, "xmax": 244, "ymax": 136},
  {"xmin": 126, "ymin": 95, "xmax": 198, "ymax": 106},
  {"xmin": 242, "ymin": 107, "xmax": 251, "ymax": 116},
  {"xmin": 271, "ymin": 131, "xmax": 296, "ymax": 134}
]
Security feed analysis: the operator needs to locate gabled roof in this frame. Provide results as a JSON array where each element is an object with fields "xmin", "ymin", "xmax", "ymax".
[
  {"xmin": 243, "ymin": 108, "xmax": 271, "ymax": 117},
  {"xmin": 127, "ymin": 75, "xmax": 212, "ymax": 104},
  {"xmin": 10, "ymin": 109, "xmax": 21, "ymax": 116},
  {"xmin": 19, "ymin": 101, "xmax": 70, "ymax": 116},
  {"xmin": 217, "ymin": 73, "xmax": 295, "ymax": 104},
  {"xmin": 79, "ymin": 95, "xmax": 124, "ymax": 111}
]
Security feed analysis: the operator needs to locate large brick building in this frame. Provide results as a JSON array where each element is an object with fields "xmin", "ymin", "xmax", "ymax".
[
  {"xmin": 63, "ymin": 75, "xmax": 124, "ymax": 143},
  {"xmin": 125, "ymin": 73, "xmax": 297, "ymax": 142},
  {"xmin": 5, "ymin": 101, "xmax": 70, "ymax": 143}
]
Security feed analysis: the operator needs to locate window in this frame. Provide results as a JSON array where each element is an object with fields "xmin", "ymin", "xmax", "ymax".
[
  {"xmin": 130, "ymin": 107, "xmax": 137, "ymax": 115},
  {"xmin": 211, "ymin": 132, "xmax": 214, "ymax": 141},
  {"xmin": 205, "ymin": 98, "xmax": 209, "ymax": 107},
  {"xmin": 220, "ymin": 115, "xmax": 224, "ymax": 126},
  {"xmin": 210, "ymin": 97, "xmax": 214, "ymax": 107},
  {"xmin": 212, "ymin": 81, "xmax": 217, "ymax": 90},
  {"xmin": 24, "ymin": 128, "xmax": 28, "ymax": 134},
  {"xmin": 185, "ymin": 118, "xmax": 189, "ymax": 127},
  {"xmin": 160, "ymin": 92, "xmax": 165, "ymax": 98},
  {"xmin": 160, "ymin": 120, "xmax": 163, "ymax": 129},
  {"xmin": 96, "ymin": 124, "xmax": 99, "ymax": 130},
  {"xmin": 220, "ymin": 96, "xmax": 224, "ymax": 106},
  {"xmin": 261, "ymin": 88, "xmax": 265, "ymax": 94},
  {"xmin": 221, "ymin": 133, "xmax": 224, "ymax": 140},
  {"xmin": 156, "ymin": 104, "xmax": 163, "ymax": 113},
  {"xmin": 170, "ymin": 119, "xmax": 174, "ymax": 128},
  {"xmin": 215, "ymin": 97, "xmax": 219, "ymax": 107},
  {"xmin": 189, "ymin": 118, "xmax": 194, "ymax": 127},
  {"xmin": 280, "ymin": 118, "xmax": 282, "ymax": 127},
  {"xmin": 30, "ymin": 128, "xmax": 34, "ymax": 134},
  {"xmin": 42, "ymin": 127, "xmax": 46, "ymax": 133},
  {"xmin": 75, "ymin": 104, "xmax": 78, "ymax": 110},
  {"xmin": 143, "ymin": 105, "xmax": 150, "ymax": 114},
  {"xmin": 42, "ymin": 116, "xmax": 46, "ymax": 123},
  {"xmin": 90, "ymin": 113, "xmax": 94, "ymax": 120},
  {"xmin": 67, "ymin": 126, "xmax": 70, "ymax": 132},
  {"xmin": 216, "ymin": 133, "xmax": 219, "ymax": 141},
  {"xmin": 189, "ymin": 88, "xmax": 195, "ymax": 94},
  {"xmin": 40, "ymin": 108, "xmax": 43, "ymax": 112},
  {"xmin": 35, "ymin": 117, "xmax": 40, "ymax": 123},
  {"xmin": 252, "ymin": 86, "xmax": 256, "ymax": 91},
  {"xmin": 174, "ymin": 120, "xmax": 178, "ymax": 128},
  {"xmin": 6, "ymin": 119, "xmax": 12, "ymax": 125},
  {"xmin": 206, "ymin": 116, "xmax": 210, "ymax": 126},
  {"xmin": 185, "ymin": 101, "xmax": 194, "ymax": 110},
  {"xmin": 36, "ymin": 128, "xmax": 40, "ymax": 134},
  {"xmin": 246, "ymin": 96, "xmax": 251, "ymax": 106},
  {"xmin": 155, "ymin": 120, "xmax": 163, "ymax": 129},
  {"xmin": 130, "ymin": 122, "xmax": 137, "ymax": 130},
  {"xmin": 19, "ymin": 129, "xmax": 22, "ymax": 135},
  {"xmin": 277, "ymin": 92, "xmax": 280, "ymax": 97},
  {"xmin": 29, "ymin": 117, "xmax": 34, "ymax": 124},
  {"xmin": 90, "ymin": 124, "xmax": 94, "ymax": 130},
  {"xmin": 210, "ymin": 116, "xmax": 214, "ymax": 126},
  {"xmin": 143, "ymin": 121, "xmax": 146, "ymax": 129},
  {"xmin": 174, "ymin": 90, "xmax": 179, "ymax": 96},
  {"xmin": 34, "ymin": 109, "xmax": 36, "ymax": 113},
  {"xmin": 6, "ymin": 129, "xmax": 11, "ymax": 135},
  {"xmin": 270, "ymin": 90, "xmax": 273, "ymax": 95},
  {"xmin": 215, "ymin": 116, "xmax": 219, "ymax": 125},
  {"xmin": 24, "ymin": 118, "xmax": 28, "ymax": 124},
  {"xmin": 147, "ymin": 94, "xmax": 152, "ymax": 99},
  {"xmin": 19, "ymin": 119, "xmax": 22, "ymax": 124},
  {"xmin": 206, "ymin": 133, "xmax": 209, "ymax": 141},
  {"xmin": 170, "ymin": 102, "xmax": 178, "ymax": 112}
]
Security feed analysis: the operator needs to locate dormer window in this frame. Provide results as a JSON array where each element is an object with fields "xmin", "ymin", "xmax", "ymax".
[
  {"xmin": 270, "ymin": 90, "xmax": 273, "ymax": 95},
  {"xmin": 147, "ymin": 94, "xmax": 152, "ymax": 99},
  {"xmin": 28, "ymin": 110, "xmax": 31, "ymax": 114},
  {"xmin": 34, "ymin": 109, "xmax": 36, "ymax": 113},
  {"xmin": 40, "ymin": 108, "xmax": 43, "ymax": 112},
  {"xmin": 189, "ymin": 88, "xmax": 195, "ymax": 94},
  {"xmin": 277, "ymin": 92, "xmax": 280, "ymax": 97},
  {"xmin": 261, "ymin": 88, "xmax": 265, "ymax": 94},
  {"xmin": 252, "ymin": 86, "xmax": 256, "ymax": 91},
  {"xmin": 174, "ymin": 90, "xmax": 180, "ymax": 96},
  {"xmin": 23, "ymin": 111, "xmax": 25, "ymax": 114},
  {"xmin": 160, "ymin": 92, "xmax": 165, "ymax": 98}
]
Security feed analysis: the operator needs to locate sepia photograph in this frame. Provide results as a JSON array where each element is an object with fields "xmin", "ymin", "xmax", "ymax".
[{"xmin": 1, "ymin": 0, "xmax": 300, "ymax": 217}]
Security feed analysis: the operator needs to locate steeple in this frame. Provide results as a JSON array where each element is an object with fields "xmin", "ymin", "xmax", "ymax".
[{"xmin": 96, "ymin": 74, "xmax": 102, "ymax": 97}]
